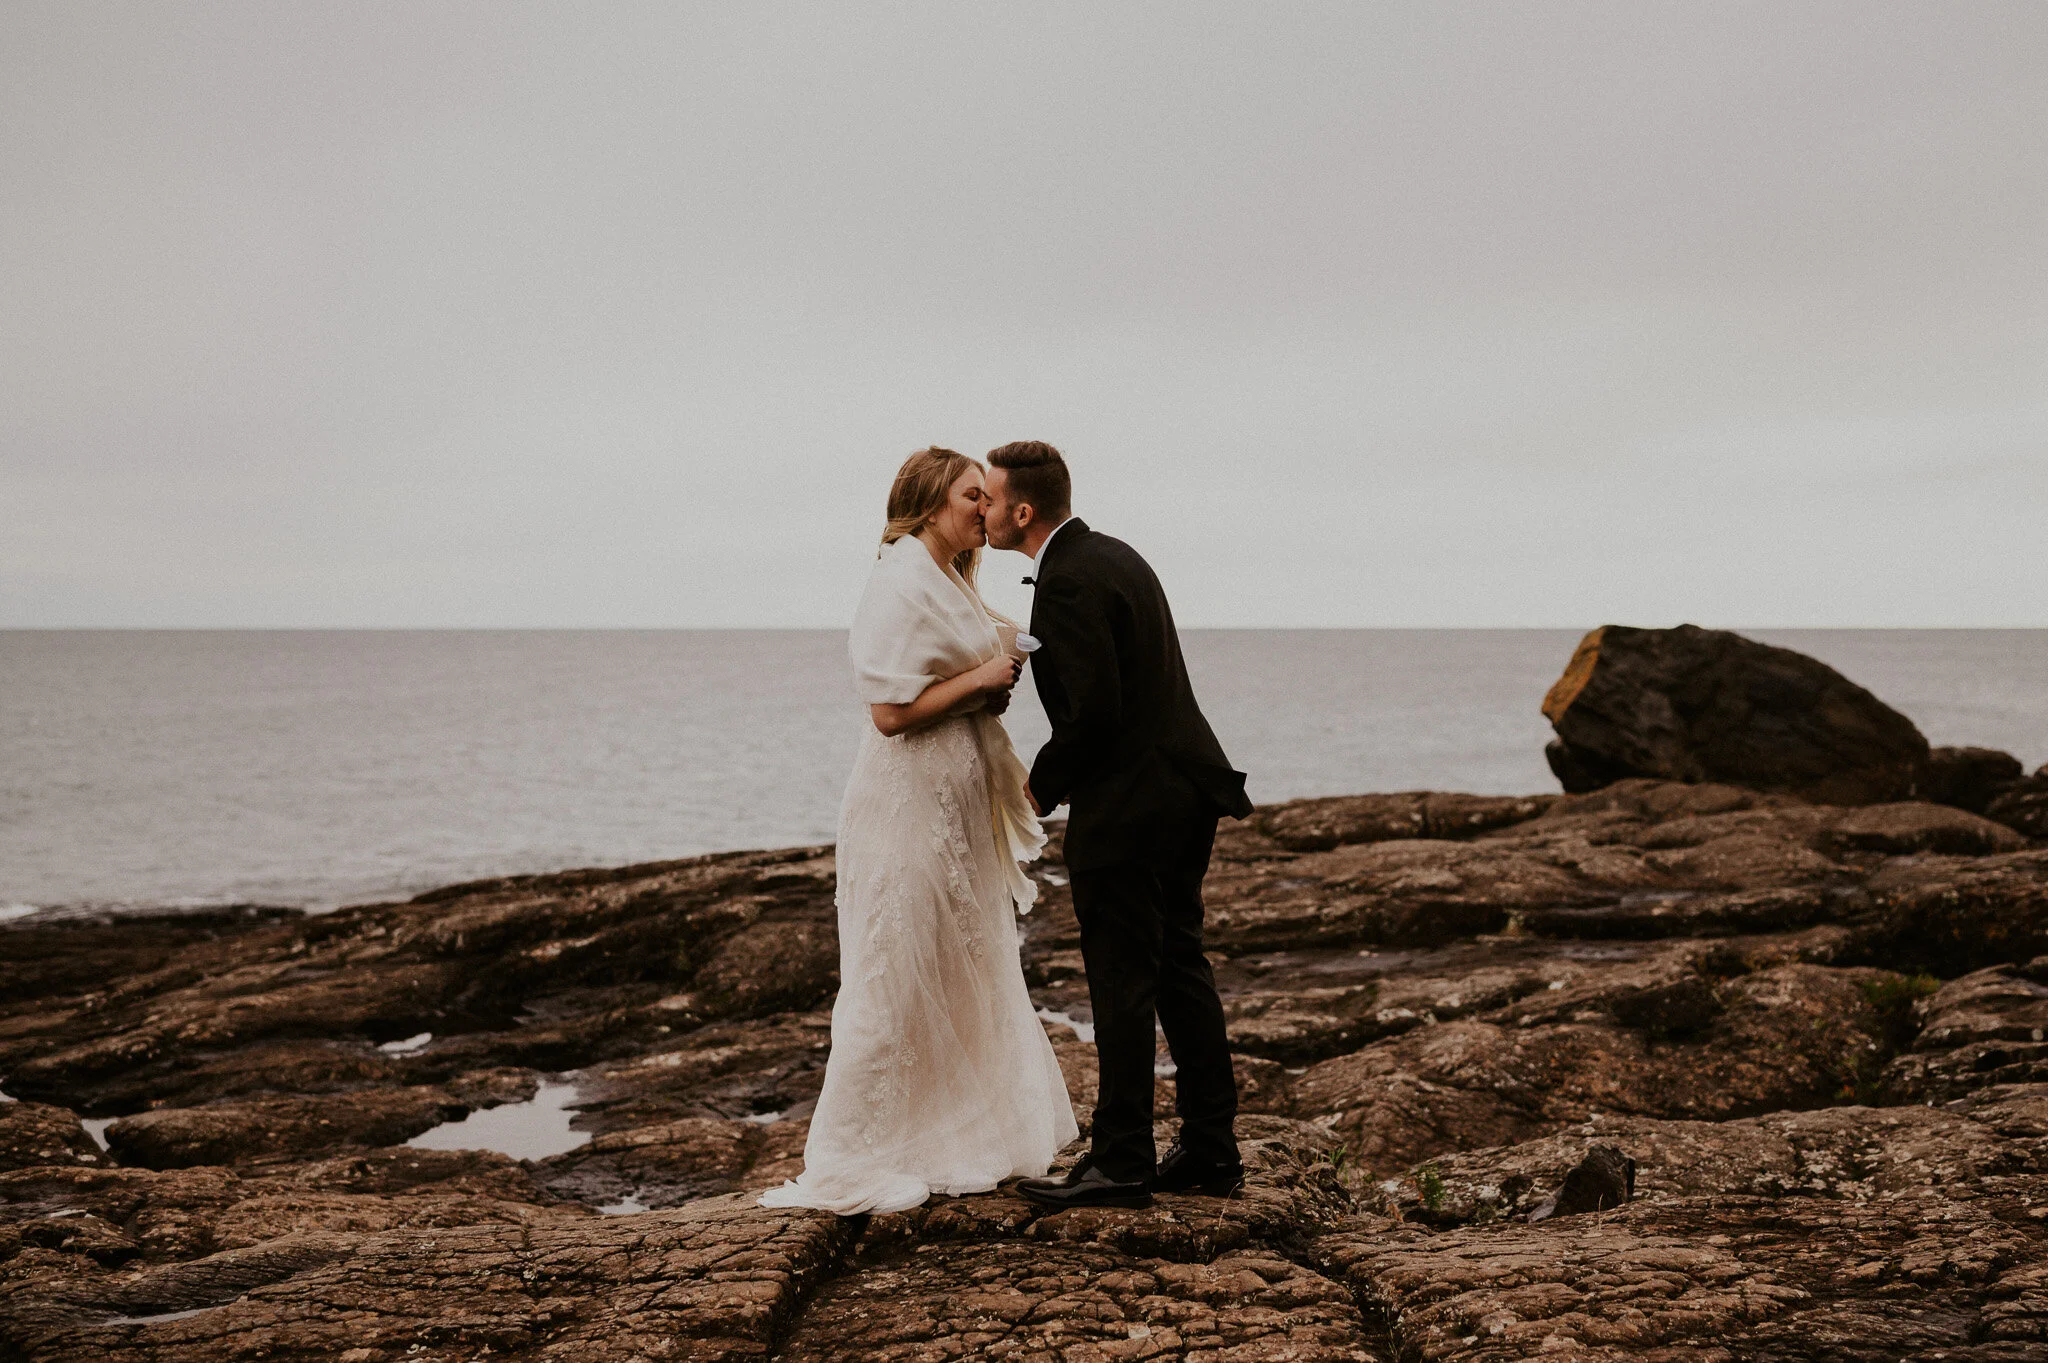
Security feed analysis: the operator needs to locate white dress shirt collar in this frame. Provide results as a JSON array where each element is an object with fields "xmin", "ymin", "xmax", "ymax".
[{"xmin": 1031, "ymin": 516, "xmax": 1075, "ymax": 580}]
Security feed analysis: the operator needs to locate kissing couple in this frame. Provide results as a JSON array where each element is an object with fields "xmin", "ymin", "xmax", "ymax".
[{"xmin": 759, "ymin": 441, "xmax": 1253, "ymax": 1215}]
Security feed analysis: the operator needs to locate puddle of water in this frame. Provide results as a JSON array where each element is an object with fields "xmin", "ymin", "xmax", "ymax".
[
  {"xmin": 377, "ymin": 1032, "xmax": 432, "ymax": 1055},
  {"xmin": 598, "ymin": 1192, "xmax": 648, "ymax": 1215},
  {"xmin": 740, "ymin": 1109, "xmax": 786, "ymax": 1126},
  {"xmin": 81, "ymin": 1118, "xmax": 113, "ymax": 1150},
  {"xmin": 405, "ymin": 1080, "xmax": 590, "ymax": 1161},
  {"xmin": 1035, "ymin": 1007, "xmax": 1095, "ymax": 1044}
]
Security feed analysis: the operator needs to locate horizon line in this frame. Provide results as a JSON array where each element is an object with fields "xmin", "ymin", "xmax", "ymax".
[{"xmin": 6, "ymin": 624, "xmax": 2046, "ymax": 634}]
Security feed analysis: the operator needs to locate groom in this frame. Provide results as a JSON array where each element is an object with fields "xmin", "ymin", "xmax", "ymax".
[{"xmin": 982, "ymin": 441, "xmax": 1254, "ymax": 1209}]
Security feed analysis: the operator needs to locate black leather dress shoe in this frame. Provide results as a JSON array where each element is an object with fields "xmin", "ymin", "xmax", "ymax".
[
  {"xmin": 1152, "ymin": 1141, "xmax": 1245, "ymax": 1197},
  {"xmin": 1016, "ymin": 1160, "xmax": 1154, "ymax": 1210}
]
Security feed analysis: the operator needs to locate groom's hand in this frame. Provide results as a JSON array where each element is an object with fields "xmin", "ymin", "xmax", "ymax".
[{"xmin": 1027, "ymin": 784, "xmax": 1045, "ymax": 817}]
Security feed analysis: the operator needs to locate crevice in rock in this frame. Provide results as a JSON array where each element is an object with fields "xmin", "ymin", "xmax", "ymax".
[{"xmin": 762, "ymin": 1210, "xmax": 874, "ymax": 1362}]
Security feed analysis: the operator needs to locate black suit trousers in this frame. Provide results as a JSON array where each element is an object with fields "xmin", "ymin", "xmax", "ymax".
[{"xmin": 1067, "ymin": 813, "xmax": 1240, "ymax": 1181}]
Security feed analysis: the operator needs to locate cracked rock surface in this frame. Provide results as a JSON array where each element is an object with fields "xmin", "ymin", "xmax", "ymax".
[{"xmin": 4, "ymin": 779, "xmax": 2047, "ymax": 1360}]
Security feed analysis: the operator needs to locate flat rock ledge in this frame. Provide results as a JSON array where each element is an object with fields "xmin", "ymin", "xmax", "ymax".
[{"xmin": 5, "ymin": 779, "xmax": 2047, "ymax": 1361}]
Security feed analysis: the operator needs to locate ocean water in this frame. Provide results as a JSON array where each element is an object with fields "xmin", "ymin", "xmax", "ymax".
[{"xmin": 3, "ymin": 629, "xmax": 2043, "ymax": 915}]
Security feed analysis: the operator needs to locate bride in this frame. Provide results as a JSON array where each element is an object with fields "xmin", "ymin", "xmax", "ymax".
[{"xmin": 759, "ymin": 448, "xmax": 1079, "ymax": 1215}]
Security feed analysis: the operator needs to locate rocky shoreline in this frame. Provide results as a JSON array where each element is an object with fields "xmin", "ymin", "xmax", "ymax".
[
  {"xmin": 7, "ymin": 625, "xmax": 2048, "ymax": 1362},
  {"xmin": 3, "ymin": 773, "xmax": 2046, "ymax": 1361}
]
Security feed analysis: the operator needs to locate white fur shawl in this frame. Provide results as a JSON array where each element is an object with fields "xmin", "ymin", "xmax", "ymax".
[{"xmin": 847, "ymin": 535, "xmax": 1046, "ymax": 913}]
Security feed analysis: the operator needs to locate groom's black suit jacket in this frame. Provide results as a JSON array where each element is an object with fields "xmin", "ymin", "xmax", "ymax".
[{"xmin": 1025, "ymin": 519, "xmax": 1252, "ymax": 870}]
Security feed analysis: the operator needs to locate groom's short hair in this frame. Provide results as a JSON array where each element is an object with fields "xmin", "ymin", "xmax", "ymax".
[{"xmin": 987, "ymin": 441, "xmax": 1071, "ymax": 519}]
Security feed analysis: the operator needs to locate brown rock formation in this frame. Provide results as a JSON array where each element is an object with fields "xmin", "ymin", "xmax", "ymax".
[
  {"xmin": 1989, "ymin": 763, "xmax": 2048, "ymax": 840},
  {"xmin": 0, "ymin": 1104, "xmax": 103, "ymax": 1173},
  {"xmin": 103, "ymin": 1087, "xmax": 470, "ymax": 1170},
  {"xmin": 1882, "ymin": 957, "xmax": 2048, "ymax": 1101},
  {"xmin": 1922, "ymin": 744, "xmax": 2027, "ymax": 814},
  {"xmin": 5, "ymin": 782, "xmax": 2048, "ymax": 1360},
  {"xmin": 1542, "ymin": 624, "xmax": 1931, "ymax": 804}
]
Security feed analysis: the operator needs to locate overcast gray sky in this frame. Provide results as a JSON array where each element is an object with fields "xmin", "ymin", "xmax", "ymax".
[{"xmin": 3, "ymin": 2, "xmax": 2043, "ymax": 628}]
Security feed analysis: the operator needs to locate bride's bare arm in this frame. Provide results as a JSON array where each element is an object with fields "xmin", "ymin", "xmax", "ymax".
[{"xmin": 870, "ymin": 654, "xmax": 1021, "ymax": 737}]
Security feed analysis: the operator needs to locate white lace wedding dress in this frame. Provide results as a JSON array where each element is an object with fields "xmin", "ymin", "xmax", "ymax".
[{"xmin": 758, "ymin": 536, "xmax": 1079, "ymax": 1215}]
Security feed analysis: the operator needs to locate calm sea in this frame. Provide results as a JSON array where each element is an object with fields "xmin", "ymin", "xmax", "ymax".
[{"xmin": 3, "ymin": 630, "xmax": 2044, "ymax": 916}]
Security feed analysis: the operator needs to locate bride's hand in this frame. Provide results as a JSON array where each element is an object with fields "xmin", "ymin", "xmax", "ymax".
[
  {"xmin": 970, "ymin": 653, "xmax": 1023, "ymax": 697},
  {"xmin": 872, "ymin": 655, "xmax": 1022, "ymax": 738}
]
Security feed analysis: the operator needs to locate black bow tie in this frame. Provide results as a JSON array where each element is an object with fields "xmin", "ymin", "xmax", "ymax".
[{"xmin": 1021, "ymin": 576, "xmax": 1035, "ymax": 585}]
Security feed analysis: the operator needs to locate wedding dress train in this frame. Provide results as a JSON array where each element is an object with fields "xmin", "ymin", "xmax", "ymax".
[{"xmin": 759, "ymin": 537, "xmax": 1078, "ymax": 1215}]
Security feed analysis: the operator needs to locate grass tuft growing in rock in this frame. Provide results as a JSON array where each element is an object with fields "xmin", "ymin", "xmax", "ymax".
[{"xmin": 1860, "ymin": 971, "xmax": 1941, "ymax": 1049}]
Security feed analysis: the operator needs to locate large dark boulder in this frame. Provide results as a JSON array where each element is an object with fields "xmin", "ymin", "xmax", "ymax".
[
  {"xmin": 1541, "ymin": 625, "xmax": 1929, "ymax": 805},
  {"xmin": 1986, "ymin": 764, "xmax": 2048, "ymax": 841},
  {"xmin": 1920, "ymin": 745, "xmax": 2025, "ymax": 814}
]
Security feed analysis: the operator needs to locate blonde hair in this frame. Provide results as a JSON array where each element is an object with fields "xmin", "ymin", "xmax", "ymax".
[{"xmin": 881, "ymin": 447, "xmax": 985, "ymax": 587}]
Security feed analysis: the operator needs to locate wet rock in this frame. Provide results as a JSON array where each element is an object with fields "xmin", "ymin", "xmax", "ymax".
[
  {"xmin": 1222, "ymin": 983, "xmax": 1388, "ymax": 1064},
  {"xmin": 0, "ymin": 1103, "xmax": 102, "ymax": 1171},
  {"xmin": 1524, "ymin": 1141, "xmax": 1633, "ymax": 1221},
  {"xmin": 103, "ymin": 1087, "xmax": 466, "ymax": 1169},
  {"xmin": 201, "ymin": 1183, "xmax": 589, "ymax": 1254},
  {"xmin": 684, "ymin": 906, "xmax": 840, "ymax": 1020},
  {"xmin": 34, "ymin": 1041, "xmax": 411, "ymax": 1119},
  {"xmin": 1387, "ymin": 1115, "xmax": 1793, "ymax": 1225},
  {"xmin": 1541, "ymin": 624, "xmax": 1930, "ymax": 804},
  {"xmin": 1922, "ymin": 745, "xmax": 2026, "ymax": 814},
  {"xmin": 1384, "ymin": 1099, "xmax": 2045, "ymax": 1228},
  {"xmin": 780, "ymin": 1239, "xmax": 1373, "ymax": 1362},
  {"xmin": 569, "ymin": 1013, "xmax": 832, "ymax": 1129},
  {"xmin": 1, "ymin": 845, "xmax": 841, "ymax": 1114},
  {"xmin": 438, "ymin": 1065, "xmax": 542, "ymax": 1109},
  {"xmin": 282, "ymin": 1144, "xmax": 565, "ymax": 1200},
  {"xmin": 1987, "ymin": 763, "xmax": 2048, "ymax": 841},
  {"xmin": 1220, "ymin": 939, "xmax": 1657, "ymax": 1047},
  {"xmin": 1296, "ymin": 963, "xmax": 1897, "ymax": 1175},
  {"xmin": 856, "ymin": 1117, "xmax": 1350, "ymax": 1262},
  {"xmin": 0, "ymin": 1150, "xmax": 585, "ymax": 1280},
  {"xmin": 1819, "ymin": 801, "xmax": 2029, "ymax": 857},
  {"xmin": 1320, "ymin": 1185, "xmax": 2048, "ymax": 1362},
  {"xmin": 1230, "ymin": 1053, "xmax": 1298, "ymax": 1116},
  {"xmin": 784, "ymin": 1118, "xmax": 1368, "ymax": 1361},
  {"xmin": 1, "ymin": 1164, "xmax": 253, "ymax": 1262},
  {"xmin": 1, "ymin": 1120, "xmax": 1358, "ymax": 1363},
  {"xmin": 1850, "ymin": 850, "xmax": 2048, "ymax": 976},
  {"xmin": 1604, "ymin": 973, "xmax": 1724, "ymax": 1039},
  {"xmin": 0, "ymin": 906, "xmax": 301, "ymax": 1015},
  {"xmin": 537, "ymin": 1116, "xmax": 776, "ymax": 1209},
  {"xmin": 1256, "ymin": 792, "xmax": 1556, "ymax": 852},
  {"xmin": 7, "ymin": 782, "xmax": 2048, "ymax": 1358},
  {"xmin": 1054, "ymin": 777, "xmax": 1921, "ymax": 964},
  {"xmin": 5, "ymin": 1196, "xmax": 856, "ymax": 1363},
  {"xmin": 26, "ymin": 1212, "xmax": 144, "ymax": 1268},
  {"xmin": 1514, "ymin": 885, "xmax": 1855, "ymax": 939},
  {"xmin": 1199, "ymin": 839, "xmax": 1544, "ymax": 951},
  {"xmin": 1200, "ymin": 830, "xmax": 1665, "ymax": 955},
  {"xmin": 1883, "ymin": 959, "xmax": 2048, "ymax": 1101}
]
